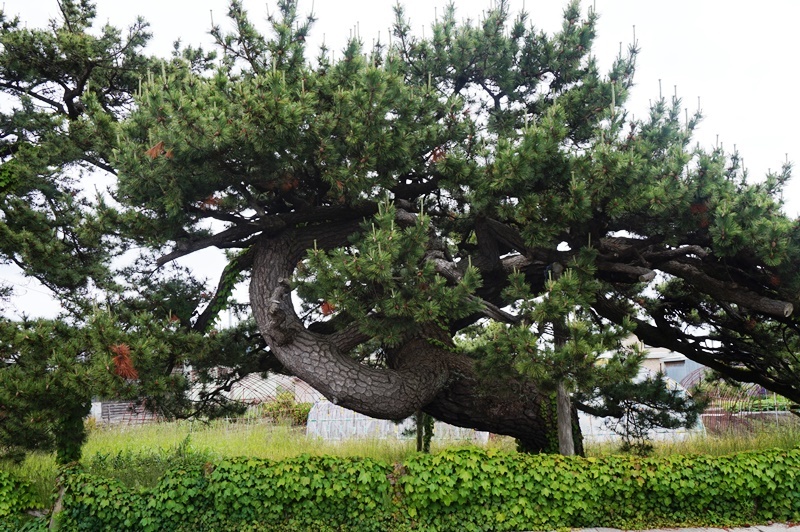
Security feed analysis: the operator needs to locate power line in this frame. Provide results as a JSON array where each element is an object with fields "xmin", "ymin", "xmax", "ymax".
[{"xmin": 3, "ymin": 278, "xmax": 56, "ymax": 298}]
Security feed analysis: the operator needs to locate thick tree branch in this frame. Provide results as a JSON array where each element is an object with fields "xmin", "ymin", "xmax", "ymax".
[
  {"xmin": 250, "ymin": 229, "xmax": 452, "ymax": 417},
  {"xmin": 156, "ymin": 224, "xmax": 266, "ymax": 267},
  {"xmin": 187, "ymin": 206, "xmax": 252, "ymax": 225},
  {"xmin": 574, "ymin": 401, "xmax": 608, "ymax": 418},
  {"xmin": 81, "ymin": 155, "xmax": 117, "ymax": 175},
  {"xmin": 248, "ymin": 223, "xmax": 554, "ymax": 450},
  {"xmin": 390, "ymin": 173, "xmax": 442, "ymax": 199},
  {"xmin": 471, "ymin": 296, "xmax": 521, "ymax": 324},
  {"xmin": 597, "ymin": 261, "xmax": 656, "ymax": 282},
  {"xmin": 643, "ymin": 245, "xmax": 709, "ymax": 262},
  {"xmin": 594, "ymin": 294, "xmax": 800, "ymax": 402},
  {"xmin": 158, "ymin": 203, "xmax": 384, "ymax": 268},
  {"xmin": 659, "ymin": 260, "xmax": 793, "ymax": 318},
  {"xmin": 329, "ymin": 321, "xmax": 372, "ymax": 353},
  {"xmin": 484, "ymin": 217, "xmax": 528, "ymax": 253},
  {"xmin": 428, "ymin": 253, "xmax": 521, "ymax": 324},
  {"xmin": 0, "ymin": 81, "xmax": 67, "ymax": 114},
  {"xmin": 192, "ymin": 247, "xmax": 256, "ymax": 333}
]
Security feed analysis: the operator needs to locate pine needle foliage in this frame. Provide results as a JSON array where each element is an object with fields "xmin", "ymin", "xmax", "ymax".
[{"xmin": 1, "ymin": 0, "xmax": 799, "ymax": 457}]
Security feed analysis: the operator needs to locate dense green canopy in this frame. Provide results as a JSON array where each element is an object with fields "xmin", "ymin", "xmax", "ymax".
[{"xmin": 1, "ymin": 0, "xmax": 798, "ymax": 456}]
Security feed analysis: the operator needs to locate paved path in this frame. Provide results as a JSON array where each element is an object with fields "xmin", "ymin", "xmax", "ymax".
[{"xmin": 575, "ymin": 525, "xmax": 798, "ymax": 532}]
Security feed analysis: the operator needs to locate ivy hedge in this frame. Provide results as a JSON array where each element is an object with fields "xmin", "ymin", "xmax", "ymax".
[
  {"xmin": 0, "ymin": 470, "xmax": 36, "ymax": 519},
  {"xmin": 2, "ymin": 447, "xmax": 799, "ymax": 531}
]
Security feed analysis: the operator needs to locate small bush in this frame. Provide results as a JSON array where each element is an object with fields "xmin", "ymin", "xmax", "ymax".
[{"xmin": 249, "ymin": 392, "xmax": 312, "ymax": 426}]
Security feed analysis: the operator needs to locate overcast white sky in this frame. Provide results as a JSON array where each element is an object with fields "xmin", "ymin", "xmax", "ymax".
[{"xmin": 5, "ymin": 0, "xmax": 800, "ymax": 318}]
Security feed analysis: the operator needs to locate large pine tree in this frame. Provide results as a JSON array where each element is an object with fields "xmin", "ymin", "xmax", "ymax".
[{"xmin": 2, "ymin": 0, "xmax": 798, "ymax": 454}]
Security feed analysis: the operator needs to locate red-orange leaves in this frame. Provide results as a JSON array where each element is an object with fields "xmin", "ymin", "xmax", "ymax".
[
  {"xmin": 689, "ymin": 202, "xmax": 708, "ymax": 215},
  {"xmin": 109, "ymin": 343, "xmax": 138, "ymax": 380},
  {"xmin": 690, "ymin": 202, "xmax": 710, "ymax": 228},
  {"xmin": 145, "ymin": 141, "xmax": 164, "ymax": 159},
  {"xmin": 280, "ymin": 177, "xmax": 300, "ymax": 192},
  {"xmin": 321, "ymin": 301, "xmax": 336, "ymax": 316},
  {"xmin": 145, "ymin": 141, "xmax": 173, "ymax": 160}
]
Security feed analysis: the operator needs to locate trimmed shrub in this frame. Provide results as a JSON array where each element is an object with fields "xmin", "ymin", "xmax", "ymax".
[
  {"xmin": 17, "ymin": 447, "xmax": 800, "ymax": 531},
  {"xmin": 399, "ymin": 447, "xmax": 800, "ymax": 530},
  {"xmin": 250, "ymin": 392, "xmax": 313, "ymax": 426}
]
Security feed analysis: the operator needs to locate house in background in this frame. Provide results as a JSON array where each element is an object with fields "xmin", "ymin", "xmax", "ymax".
[
  {"xmin": 612, "ymin": 336, "xmax": 707, "ymax": 389},
  {"xmin": 577, "ymin": 337, "xmax": 708, "ymax": 443},
  {"xmin": 641, "ymin": 345, "xmax": 706, "ymax": 387}
]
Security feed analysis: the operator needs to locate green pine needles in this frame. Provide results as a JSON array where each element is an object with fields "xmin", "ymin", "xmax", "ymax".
[{"xmin": 295, "ymin": 199, "xmax": 482, "ymax": 347}]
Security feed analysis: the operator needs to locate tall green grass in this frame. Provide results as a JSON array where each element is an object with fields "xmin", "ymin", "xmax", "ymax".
[
  {"xmin": 85, "ymin": 420, "xmax": 421, "ymax": 463},
  {"xmin": 647, "ymin": 423, "xmax": 800, "ymax": 456},
  {"xmin": 585, "ymin": 420, "xmax": 800, "ymax": 457},
  {"xmin": 82, "ymin": 419, "xmax": 517, "ymax": 465}
]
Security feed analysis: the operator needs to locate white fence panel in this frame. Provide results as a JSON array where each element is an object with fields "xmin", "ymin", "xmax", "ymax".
[{"xmin": 307, "ymin": 401, "xmax": 489, "ymax": 443}]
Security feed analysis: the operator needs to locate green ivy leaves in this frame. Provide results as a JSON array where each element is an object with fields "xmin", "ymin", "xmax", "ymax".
[
  {"xmin": 37, "ymin": 447, "xmax": 800, "ymax": 531},
  {"xmin": 0, "ymin": 470, "xmax": 36, "ymax": 518}
]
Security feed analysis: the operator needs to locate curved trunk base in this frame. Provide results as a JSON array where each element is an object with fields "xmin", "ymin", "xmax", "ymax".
[{"xmin": 249, "ymin": 229, "xmax": 578, "ymax": 454}]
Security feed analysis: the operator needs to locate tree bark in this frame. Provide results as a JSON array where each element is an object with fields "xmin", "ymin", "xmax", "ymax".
[
  {"xmin": 249, "ymin": 227, "xmax": 556, "ymax": 451},
  {"xmin": 556, "ymin": 381, "xmax": 575, "ymax": 456},
  {"xmin": 549, "ymin": 262, "xmax": 576, "ymax": 457},
  {"xmin": 250, "ymin": 227, "xmax": 449, "ymax": 419},
  {"xmin": 657, "ymin": 260, "xmax": 793, "ymax": 318}
]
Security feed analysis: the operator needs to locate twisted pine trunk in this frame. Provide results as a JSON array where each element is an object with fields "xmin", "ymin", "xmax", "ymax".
[{"xmin": 249, "ymin": 227, "xmax": 557, "ymax": 451}]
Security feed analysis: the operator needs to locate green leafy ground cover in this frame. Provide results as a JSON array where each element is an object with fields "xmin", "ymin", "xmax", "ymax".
[{"xmin": 5, "ymin": 446, "xmax": 798, "ymax": 531}]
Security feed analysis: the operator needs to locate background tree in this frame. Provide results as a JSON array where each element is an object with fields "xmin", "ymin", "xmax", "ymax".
[
  {"xmin": 0, "ymin": 269, "xmax": 281, "ymax": 464},
  {"xmin": 0, "ymin": 0, "xmax": 153, "ymax": 304},
  {"xmin": 0, "ymin": 1, "xmax": 278, "ymax": 461},
  {"xmin": 0, "ymin": 0, "xmax": 148, "ymax": 463},
  {"xmin": 0, "ymin": 319, "xmax": 96, "ymax": 464}
]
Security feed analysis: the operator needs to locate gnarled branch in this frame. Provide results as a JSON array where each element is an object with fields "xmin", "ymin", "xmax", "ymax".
[{"xmin": 659, "ymin": 260, "xmax": 793, "ymax": 318}]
